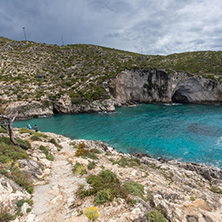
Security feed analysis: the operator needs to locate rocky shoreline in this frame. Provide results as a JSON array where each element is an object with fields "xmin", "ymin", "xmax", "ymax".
[{"xmin": 1, "ymin": 129, "xmax": 222, "ymax": 222}]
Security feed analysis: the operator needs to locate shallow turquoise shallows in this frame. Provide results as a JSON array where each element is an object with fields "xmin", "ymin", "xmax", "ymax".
[{"xmin": 14, "ymin": 104, "xmax": 222, "ymax": 168}]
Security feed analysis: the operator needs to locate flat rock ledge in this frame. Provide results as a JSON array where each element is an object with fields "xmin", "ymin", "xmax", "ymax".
[{"xmin": 1, "ymin": 131, "xmax": 222, "ymax": 222}]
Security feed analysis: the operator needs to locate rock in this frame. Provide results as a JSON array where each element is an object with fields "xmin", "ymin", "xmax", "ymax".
[
  {"xmin": 202, "ymin": 214, "xmax": 213, "ymax": 222},
  {"xmin": 108, "ymin": 69, "xmax": 222, "ymax": 104},
  {"xmin": 6, "ymin": 101, "xmax": 53, "ymax": 120},
  {"xmin": 186, "ymin": 215, "xmax": 199, "ymax": 222},
  {"xmin": 17, "ymin": 159, "xmax": 44, "ymax": 180},
  {"xmin": 0, "ymin": 175, "xmax": 30, "ymax": 214},
  {"xmin": 169, "ymin": 160, "xmax": 222, "ymax": 181},
  {"xmin": 21, "ymin": 202, "xmax": 30, "ymax": 214}
]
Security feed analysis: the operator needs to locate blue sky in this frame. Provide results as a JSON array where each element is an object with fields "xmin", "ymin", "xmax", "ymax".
[{"xmin": 0, "ymin": 0, "xmax": 222, "ymax": 55}]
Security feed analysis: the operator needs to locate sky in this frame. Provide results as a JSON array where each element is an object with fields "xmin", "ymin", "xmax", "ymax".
[{"xmin": 0, "ymin": 0, "xmax": 222, "ymax": 55}]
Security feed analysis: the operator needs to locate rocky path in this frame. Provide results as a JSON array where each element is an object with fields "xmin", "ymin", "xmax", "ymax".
[{"xmin": 23, "ymin": 139, "xmax": 86, "ymax": 222}]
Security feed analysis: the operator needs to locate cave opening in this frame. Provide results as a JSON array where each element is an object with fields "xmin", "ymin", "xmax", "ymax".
[{"xmin": 171, "ymin": 90, "xmax": 189, "ymax": 103}]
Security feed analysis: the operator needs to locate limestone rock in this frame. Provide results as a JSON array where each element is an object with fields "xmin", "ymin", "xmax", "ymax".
[
  {"xmin": 0, "ymin": 175, "xmax": 30, "ymax": 214},
  {"xmin": 6, "ymin": 101, "xmax": 53, "ymax": 120},
  {"xmin": 108, "ymin": 69, "xmax": 222, "ymax": 105},
  {"xmin": 17, "ymin": 159, "xmax": 44, "ymax": 180}
]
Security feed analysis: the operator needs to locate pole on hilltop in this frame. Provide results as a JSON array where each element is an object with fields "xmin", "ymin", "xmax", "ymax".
[{"xmin": 22, "ymin": 27, "xmax": 27, "ymax": 41}]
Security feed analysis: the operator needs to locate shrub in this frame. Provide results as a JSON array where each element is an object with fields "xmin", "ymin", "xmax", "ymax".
[
  {"xmin": 0, "ymin": 207, "xmax": 14, "ymax": 222},
  {"xmin": 77, "ymin": 170, "xmax": 128, "ymax": 205},
  {"xmin": 123, "ymin": 182, "xmax": 145, "ymax": 200},
  {"xmin": 84, "ymin": 206, "xmax": 99, "ymax": 221},
  {"xmin": 113, "ymin": 157, "xmax": 140, "ymax": 167},
  {"xmin": 147, "ymin": 209, "xmax": 166, "ymax": 222},
  {"xmin": 0, "ymin": 127, "xmax": 6, "ymax": 133},
  {"xmin": 39, "ymin": 145, "xmax": 54, "ymax": 161},
  {"xmin": 0, "ymin": 137, "xmax": 29, "ymax": 163},
  {"xmin": 88, "ymin": 161, "xmax": 96, "ymax": 170},
  {"xmin": 73, "ymin": 162, "xmax": 87, "ymax": 176},
  {"xmin": 190, "ymin": 196, "xmax": 196, "ymax": 201},
  {"xmin": 0, "ymin": 163, "xmax": 33, "ymax": 194},
  {"xmin": 30, "ymin": 135, "xmax": 42, "ymax": 141},
  {"xmin": 49, "ymin": 138, "xmax": 62, "ymax": 149},
  {"xmin": 75, "ymin": 144, "xmax": 99, "ymax": 160},
  {"xmin": 210, "ymin": 186, "xmax": 222, "ymax": 194}
]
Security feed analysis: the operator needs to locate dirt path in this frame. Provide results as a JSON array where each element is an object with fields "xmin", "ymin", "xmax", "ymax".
[{"xmin": 23, "ymin": 139, "xmax": 86, "ymax": 222}]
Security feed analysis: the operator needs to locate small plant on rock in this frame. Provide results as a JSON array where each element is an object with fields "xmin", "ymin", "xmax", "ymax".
[
  {"xmin": 147, "ymin": 209, "xmax": 166, "ymax": 222},
  {"xmin": 73, "ymin": 162, "xmax": 87, "ymax": 176},
  {"xmin": 84, "ymin": 206, "xmax": 99, "ymax": 221}
]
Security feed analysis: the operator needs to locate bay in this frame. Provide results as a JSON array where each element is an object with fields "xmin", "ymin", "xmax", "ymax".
[{"xmin": 14, "ymin": 104, "xmax": 222, "ymax": 168}]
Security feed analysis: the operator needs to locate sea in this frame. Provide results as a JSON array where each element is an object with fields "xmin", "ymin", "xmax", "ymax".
[{"xmin": 14, "ymin": 104, "xmax": 222, "ymax": 169}]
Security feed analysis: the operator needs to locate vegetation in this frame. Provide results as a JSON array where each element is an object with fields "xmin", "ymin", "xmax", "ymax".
[
  {"xmin": 210, "ymin": 186, "xmax": 222, "ymax": 194},
  {"xmin": 87, "ymin": 161, "xmax": 97, "ymax": 170},
  {"xmin": 76, "ymin": 170, "xmax": 128, "ymax": 205},
  {"xmin": 113, "ymin": 157, "xmax": 141, "ymax": 167},
  {"xmin": 39, "ymin": 145, "xmax": 54, "ymax": 161},
  {"xmin": 72, "ymin": 162, "xmax": 87, "ymax": 176},
  {"xmin": 0, "ymin": 136, "xmax": 29, "ymax": 163},
  {"xmin": 147, "ymin": 209, "xmax": 166, "ymax": 222},
  {"xmin": 123, "ymin": 182, "xmax": 145, "ymax": 200},
  {"xmin": 75, "ymin": 143, "xmax": 99, "ymax": 160},
  {"xmin": 84, "ymin": 206, "xmax": 99, "ymax": 221},
  {"xmin": 0, "ymin": 207, "xmax": 14, "ymax": 222},
  {"xmin": 1, "ymin": 37, "xmax": 222, "ymax": 109}
]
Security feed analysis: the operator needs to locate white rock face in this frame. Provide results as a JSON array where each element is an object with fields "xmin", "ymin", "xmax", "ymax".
[
  {"xmin": 108, "ymin": 69, "xmax": 222, "ymax": 104},
  {"xmin": 0, "ymin": 176, "xmax": 30, "ymax": 214}
]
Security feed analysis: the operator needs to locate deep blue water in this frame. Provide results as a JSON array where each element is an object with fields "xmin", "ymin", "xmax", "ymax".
[{"xmin": 14, "ymin": 104, "xmax": 222, "ymax": 168}]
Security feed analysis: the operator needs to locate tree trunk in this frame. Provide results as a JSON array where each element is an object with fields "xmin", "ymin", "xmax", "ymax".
[{"xmin": 0, "ymin": 114, "xmax": 28, "ymax": 149}]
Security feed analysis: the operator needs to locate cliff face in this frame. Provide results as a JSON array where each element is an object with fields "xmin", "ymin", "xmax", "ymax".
[
  {"xmin": 108, "ymin": 69, "xmax": 222, "ymax": 104},
  {"xmin": 5, "ymin": 69, "xmax": 222, "ymax": 119}
]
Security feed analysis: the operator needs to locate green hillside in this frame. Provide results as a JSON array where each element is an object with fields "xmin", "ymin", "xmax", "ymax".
[{"xmin": 0, "ymin": 37, "xmax": 221, "ymax": 105}]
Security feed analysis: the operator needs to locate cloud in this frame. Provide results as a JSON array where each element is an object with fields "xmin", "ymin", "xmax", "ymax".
[{"xmin": 0, "ymin": 0, "xmax": 221, "ymax": 55}]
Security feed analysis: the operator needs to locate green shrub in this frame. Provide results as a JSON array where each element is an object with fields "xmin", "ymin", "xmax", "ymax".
[
  {"xmin": 91, "ymin": 148, "xmax": 102, "ymax": 154},
  {"xmin": 16, "ymin": 138, "xmax": 31, "ymax": 150},
  {"xmin": 190, "ymin": 196, "xmax": 196, "ymax": 201},
  {"xmin": 49, "ymin": 138, "xmax": 62, "ymax": 149},
  {"xmin": 76, "ymin": 170, "xmax": 128, "ymax": 205},
  {"xmin": 30, "ymin": 135, "xmax": 42, "ymax": 141},
  {"xmin": 26, "ymin": 208, "xmax": 31, "ymax": 213},
  {"xmin": 39, "ymin": 145, "xmax": 54, "ymax": 161},
  {"xmin": 0, "ymin": 127, "xmax": 6, "ymax": 133},
  {"xmin": 123, "ymin": 182, "xmax": 145, "ymax": 200},
  {"xmin": 75, "ymin": 143, "xmax": 99, "ymax": 160},
  {"xmin": 210, "ymin": 186, "xmax": 222, "ymax": 194},
  {"xmin": 0, "ymin": 207, "xmax": 14, "ymax": 222},
  {"xmin": 88, "ymin": 161, "xmax": 96, "ymax": 170},
  {"xmin": 86, "ymin": 151, "xmax": 98, "ymax": 160},
  {"xmin": 147, "ymin": 209, "xmax": 166, "ymax": 222},
  {"xmin": 113, "ymin": 157, "xmax": 140, "ymax": 167},
  {"xmin": 0, "ymin": 137, "xmax": 29, "ymax": 163}
]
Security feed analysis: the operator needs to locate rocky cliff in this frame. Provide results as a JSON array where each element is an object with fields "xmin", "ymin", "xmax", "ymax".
[{"xmin": 108, "ymin": 69, "xmax": 222, "ymax": 105}]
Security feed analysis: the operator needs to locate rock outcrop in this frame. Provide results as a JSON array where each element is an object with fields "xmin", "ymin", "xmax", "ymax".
[
  {"xmin": 5, "ymin": 101, "xmax": 54, "ymax": 120},
  {"xmin": 108, "ymin": 69, "xmax": 222, "ymax": 105},
  {"xmin": 53, "ymin": 96, "xmax": 116, "ymax": 114}
]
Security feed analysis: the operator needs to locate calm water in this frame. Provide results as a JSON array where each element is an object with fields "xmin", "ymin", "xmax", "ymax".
[{"xmin": 15, "ymin": 104, "xmax": 222, "ymax": 168}]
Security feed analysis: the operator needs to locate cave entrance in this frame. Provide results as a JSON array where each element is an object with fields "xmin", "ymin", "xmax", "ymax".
[{"xmin": 171, "ymin": 89, "xmax": 189, "ymax": 103}]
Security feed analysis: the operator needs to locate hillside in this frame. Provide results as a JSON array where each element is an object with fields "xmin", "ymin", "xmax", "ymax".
[
  {"xmin": 1, "ymin": 129, "xmax": 222, "ymax": 221},
  {"xmin": 1, "ymin": 37, "xmax": 222, "ymax": 106}
]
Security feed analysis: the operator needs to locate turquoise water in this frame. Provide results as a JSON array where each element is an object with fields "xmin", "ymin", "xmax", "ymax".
[{"xmin": 14, "ymin": 104, "xmax": 222, "ymax": 168}]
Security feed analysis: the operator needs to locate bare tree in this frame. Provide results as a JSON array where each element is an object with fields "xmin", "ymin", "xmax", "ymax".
[{"xmin": 0, "ymin": 109, "xmax": 27, "ymax": 149}]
